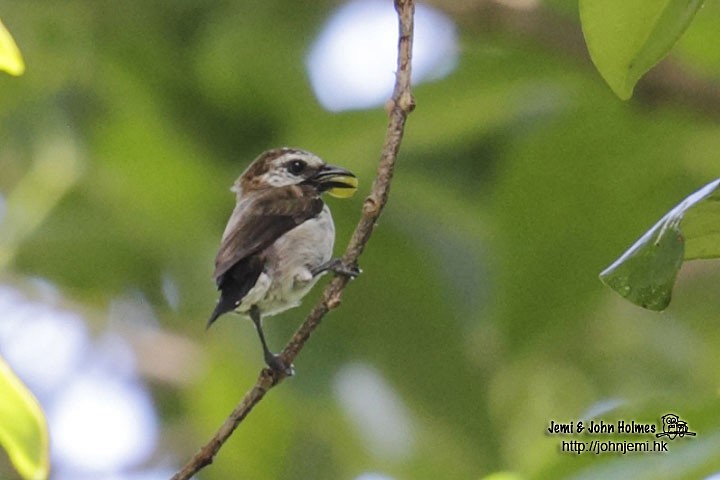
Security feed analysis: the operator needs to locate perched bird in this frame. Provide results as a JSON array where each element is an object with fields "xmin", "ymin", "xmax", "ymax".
[{"xmin": 207, "ymin": 147, "xmax": 358, "ymax": 373}]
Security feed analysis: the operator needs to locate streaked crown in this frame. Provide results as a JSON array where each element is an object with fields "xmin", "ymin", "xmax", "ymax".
[{"xmin": 234, "ymin": 148, "xmax": 325, "ymax": 194}]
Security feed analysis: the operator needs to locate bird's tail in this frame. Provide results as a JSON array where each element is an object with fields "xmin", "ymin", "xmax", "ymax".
[
  {"xmin": 207, "ymin": 259, "xmax": 263, "ymax": 329},
  {"xmin": 206, "ymin": 295, "xmax": 235, "ymax": 330},
  {"xmin": 206, "ymin": 307, "xmax": 221, "ymax": 330}
]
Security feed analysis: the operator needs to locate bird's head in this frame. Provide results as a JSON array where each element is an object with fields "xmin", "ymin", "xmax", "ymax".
[{"xmin": 234, "ymin": 148, "xmax": 358, "ymax": 198}]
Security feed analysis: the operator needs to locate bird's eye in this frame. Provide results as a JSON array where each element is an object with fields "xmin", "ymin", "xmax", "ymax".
[{"xmin": 287, "ymin": 159, "xmax": 307, "ymax": 175}]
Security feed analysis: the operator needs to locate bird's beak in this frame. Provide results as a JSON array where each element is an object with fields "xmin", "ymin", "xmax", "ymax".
[{"xmin": 313, "ymin": 164, "xmax": 358, "ymax": 199}]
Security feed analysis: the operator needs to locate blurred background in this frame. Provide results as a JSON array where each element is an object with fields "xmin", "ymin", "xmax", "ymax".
[{"xmin": 2, "ymin": 0, "xmax": 720, "ymax": 479}]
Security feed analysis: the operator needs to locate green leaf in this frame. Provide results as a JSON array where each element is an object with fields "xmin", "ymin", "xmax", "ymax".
[
  {"xmin": 481, "ymin": 473, "xmax": 525, "ymax": 480},
  {"xmin": 0, "ymin": 357, "xmax": 49, "ymax": 480},
  {"xmin": 0, "ymin": 17, "xmax": 25, "ymax": 76},
  {"xmin": 579, "ymin": 0, "xmax": 704, "ymax": 100},
  {"xmin": 600, "ymin": 178, "xmax": 720, "ymax": 310}
]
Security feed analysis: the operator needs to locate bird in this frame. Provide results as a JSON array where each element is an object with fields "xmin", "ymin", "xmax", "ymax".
[{"xmin": 207, "ymin": 147, "xmax": 358, "ymax": 374}]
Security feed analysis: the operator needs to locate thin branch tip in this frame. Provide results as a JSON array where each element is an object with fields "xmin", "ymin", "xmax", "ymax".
[
  {"xmin": 394, "ymin": 0, "xmax": 414, "ymax": 12},
  {"xmin": 362, "ymin": 196, "xmax": 380, "ymax": 215},
  {"xmin": 399, "ymin": 92, "xmax": 416, "ymax": 112},
  {"xmin": 326, "ymin": 294, "xmax": 342, "ymax": 310},
  {"xmin": 171, "ymin": 1, "xmax": 415, "ymax": 478}
]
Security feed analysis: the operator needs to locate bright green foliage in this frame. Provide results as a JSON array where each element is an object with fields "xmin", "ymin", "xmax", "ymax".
[
  {"xmin": 0, "ymin": 18, "xmax": 24, "ymax": 76},
  {"xmin": 601, "ymin": 179, "xmax": 720, "ymax": 310},
  {"xmin": 0, "ymin": 358, "xmax": 48, "ymax": 480},
  {"xmin": 0, "ymin": 17, "xmax": 45, "ymax": 480},
  {"xmin": 580, "ymin": 0, "xmax": 704, "ymax": 99}
]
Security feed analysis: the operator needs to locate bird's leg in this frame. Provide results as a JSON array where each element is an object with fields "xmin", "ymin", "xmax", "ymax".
[
  {"xmin": 249, "ymin": 305, "xmax": 294, "ymax": 376},
  {"xmin": 310, "ymin": 258, "xmax": 361, "ymax": 278}
]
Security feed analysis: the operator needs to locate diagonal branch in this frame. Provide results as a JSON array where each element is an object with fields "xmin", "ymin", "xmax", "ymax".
[{"xmin": 170, "ymin": 1, "xmax": 415, "ymax": 479}]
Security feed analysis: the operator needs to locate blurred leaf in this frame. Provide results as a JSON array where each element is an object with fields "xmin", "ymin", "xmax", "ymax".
[
  {"xmin": 0, "ymin": 17, "xmax": 24, "ymax": 76},
  {"xmin": 481, "ymin": 473, "xmax": 525, "ymax": 480},
  {"xmin": 579, "ymin": 0, "xmax": 704, "ymax": 99},
  {"xmin": 600, "ymin": 178, "xmax": 720, "ymax": 310},
  {"xmin": 0, "ymin": 356, "xmax": 49, "ymax": 480},
  {"xmin": 0, "ymin": 131, "xmax": 83, "ymax": 270}
]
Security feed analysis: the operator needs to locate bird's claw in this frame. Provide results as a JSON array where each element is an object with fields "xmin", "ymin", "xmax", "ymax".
[
  {"xmin": 333, "ymin": 261, "xmax": 361, "ymax": 278},
  {"xmin": 312, "ymin": 258, "xmax": 361, "ymax": 278},
  {"xmin": 265, "ymin": 353, "xmax": 295, "ymax": 377}
]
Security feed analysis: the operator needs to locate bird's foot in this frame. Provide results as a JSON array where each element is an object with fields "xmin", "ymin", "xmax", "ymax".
[
  {"xmin": 265, "ymin": 352, "xmax": 295, "ymax": 377},
  {"xmin": 311, "ymin": 258, "xmax": 361, "ymax": 278}
]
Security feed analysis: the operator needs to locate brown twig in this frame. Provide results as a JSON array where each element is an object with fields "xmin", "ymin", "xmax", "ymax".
[{"xmin": 170, "ymin": 1, "xmax": 415, "ymax": 479}]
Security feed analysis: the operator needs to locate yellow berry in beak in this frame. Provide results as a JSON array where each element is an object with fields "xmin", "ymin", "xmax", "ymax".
[{"xmin": 327, "ymin": 175, "xmax": 358, "ymax": 198}]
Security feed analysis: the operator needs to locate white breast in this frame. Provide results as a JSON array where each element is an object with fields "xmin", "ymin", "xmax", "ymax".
[{"xmin": 237, "ymin": 205, "xmax": 335, "ymax": 317}]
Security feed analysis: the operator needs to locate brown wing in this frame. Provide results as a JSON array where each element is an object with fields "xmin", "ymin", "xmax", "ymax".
[
  {"xmin": 207, "ymin": 185, "xmax": 324, "ymax": 327},
  {"xmin": 213, "ymin": 185, "xmax": 324, "ymax": 282}
]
